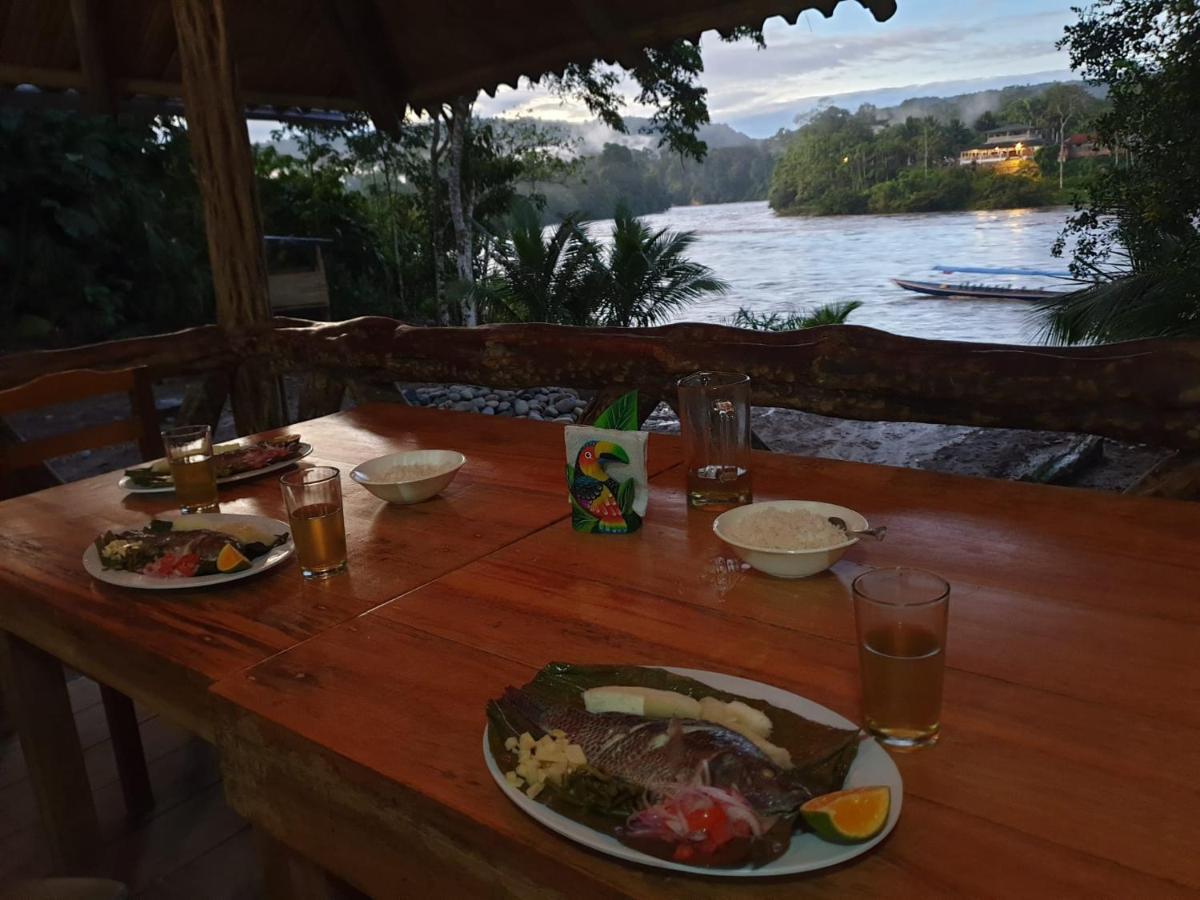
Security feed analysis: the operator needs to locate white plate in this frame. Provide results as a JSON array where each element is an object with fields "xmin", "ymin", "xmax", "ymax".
[
  {"xmin": 483, "ymin": 666, "xmax": 901, "ymax": 878},
  {"xmin": 118, "ymin": 443, "xmax": 313, "ymax": 493},
  {"xmin": 83, "ymin": 513, "xmax": 294, "ymax": 590}
]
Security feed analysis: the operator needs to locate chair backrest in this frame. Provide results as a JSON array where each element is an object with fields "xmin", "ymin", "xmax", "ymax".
[{"xmin": 0, "ymin": 367, "xmax": 160, "ymax": 485}]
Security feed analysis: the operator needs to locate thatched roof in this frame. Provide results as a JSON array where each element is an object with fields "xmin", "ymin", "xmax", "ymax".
[{"xmin": 0, "ymin": 0, "xmax": 896, "ymax": 121}]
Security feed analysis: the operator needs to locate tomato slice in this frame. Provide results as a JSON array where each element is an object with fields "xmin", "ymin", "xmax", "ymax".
[{"xmin": 173, "ymin": 553, "xmax": 200, "ymax": 577}]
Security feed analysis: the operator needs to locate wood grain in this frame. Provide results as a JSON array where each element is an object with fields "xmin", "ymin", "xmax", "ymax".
[
  {"xmin": 214, "ymin": 443, "xmax": 1200, "ymax": 896},
  {"xmin": 3, "ymin": 316, "xmax": 1198, "ymax": 451},
  {"xmin": 0, "ymin": 405, "xmax": 679, "ymax": 743},
  {"xmin": 1, "ymin": 0, "xmax": 902, "ymax": 114},
  {"xmin": 169, "ymin": 0, "xmax": 283, "ymax": 435},
  {"xmin": 256, "ymin": 318, "xmax": 1200, "ymax": 449}
]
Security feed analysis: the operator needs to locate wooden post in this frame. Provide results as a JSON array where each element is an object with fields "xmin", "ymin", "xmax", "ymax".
[
  {"xmin": 0, "ymin": 631, "xmax": 100, "ymax": 873},
  {"xmin": 170, "ymin": 0, "xmax": 284, "ymax": 434},
  {"xmin": 69, "ymin": 0, "xmax": 116, "ymax": 117}
]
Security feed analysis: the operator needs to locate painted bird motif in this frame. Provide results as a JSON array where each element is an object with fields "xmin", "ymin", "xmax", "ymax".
[{"xmin": 570, "ymin": 440, "xmax": 633, "ymax": 533}]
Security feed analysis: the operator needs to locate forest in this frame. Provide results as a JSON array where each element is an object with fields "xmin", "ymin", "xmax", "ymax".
[{"xmin": 767, "ymin": 83, "xmax": 1109, "ymax": 216}]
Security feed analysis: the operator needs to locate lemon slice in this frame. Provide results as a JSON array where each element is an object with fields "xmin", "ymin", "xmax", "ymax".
[
  {"xmin": 801, "ymin": 786, "xmax": 890, "ymax": 844},
  {"xmin": 216, "ymin": 543, "xmax": 251, "ymax": 574}
]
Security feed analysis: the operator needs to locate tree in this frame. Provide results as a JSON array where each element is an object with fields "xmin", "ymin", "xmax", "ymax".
[
  {"xmin": 478, "ymin": 204, "xmax": 726, "ymax": 327},
  {"xmin": 1043, "ymin": 0, "xmax": 1200, "ymax": 343},
  {"xmin": 591, "ymin": 205, "xmax": 728, "ymax": 327},
  {"xmin": 1040, "ymin": 83, "xmax": 1102, "ymax": 188},
  {"xmin": 478, "ymin": 204, "xmax": 599, "ymax": 325},
  {"xmin": 730, "ymin": 301, "xmax": 862, "ymax": 330},
  {"xmin": 0, "ymin": 110, "xmax": 210, "ymax": 348},
  {"xmin": 443, "ymin": 95, "xmax": 477, "ymax": 325}
]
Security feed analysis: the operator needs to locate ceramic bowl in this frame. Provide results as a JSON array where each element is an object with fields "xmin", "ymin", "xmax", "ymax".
[
  {"xmin": 712, "ymin": 500, "xmax": 868, "ymax": 578},
  {"xmin": 350, "ymin": 450, "xmax": 466, "ymax": 505}
]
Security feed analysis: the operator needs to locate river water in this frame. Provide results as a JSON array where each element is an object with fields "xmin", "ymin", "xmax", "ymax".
[{"xmin": 590, "ymin": 202, "xmax": 1077, "ymax": 345}]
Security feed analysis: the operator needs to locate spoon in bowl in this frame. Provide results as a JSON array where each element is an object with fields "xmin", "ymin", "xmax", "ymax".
[{"xmin": 828, "ymin": 516, "xmax": 888, "ymax": 541}]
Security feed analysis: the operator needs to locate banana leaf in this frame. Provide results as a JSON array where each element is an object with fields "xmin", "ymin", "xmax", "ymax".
[
  {"xmin": 525, "ymin": 663, "xmax": 860, "ymax": 796},
  {"xmin": 592, "ymin": 390, "xmax": 638, "ymax": 431},
  {"xmin": 486, "ymin": 662, "xmax": 863, "ymax": 832}
]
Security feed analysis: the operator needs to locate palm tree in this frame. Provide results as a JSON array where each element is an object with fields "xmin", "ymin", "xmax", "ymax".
[
  {"xmin": 1035, "ymin": 232, "xmax": 1200, "ymax": 344},
  {"xmin": 477, "ymin": 204, "xmax": 600, "ymax": 325},
  {"xmin": 591, "ymin": 205, "xmax": 728, "ymax": 327},
  {"xmin": 730, "ymin": 300, "xmax": 862, "ymax": 331}
]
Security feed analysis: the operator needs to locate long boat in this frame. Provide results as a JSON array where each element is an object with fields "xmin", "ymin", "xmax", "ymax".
[{"xmin": 892, "ymin": 264, "xmax": 1076, "ymax": 302}]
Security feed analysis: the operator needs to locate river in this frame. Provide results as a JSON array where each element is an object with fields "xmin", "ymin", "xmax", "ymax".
[{"xmin": 588, "ymin": 202, "xmax": 1077, "ymax": 345}]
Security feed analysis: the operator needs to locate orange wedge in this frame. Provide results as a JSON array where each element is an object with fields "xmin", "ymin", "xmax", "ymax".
[
  {"xmin": 216, "ymin": 543, "xmax": 251, "ymax": 573},
  {"xmin": 801, "ymin": 786, "xmax": 890, "ymax": 844}
]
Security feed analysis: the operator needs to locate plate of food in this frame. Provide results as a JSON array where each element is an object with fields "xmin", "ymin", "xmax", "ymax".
[
  {"xmin": 119, "ymin": 435, "xmax": 312, "ymax": 493},
  {"xmin": 84, "ymin": 513, "xmax": 292, "ymax": 589},
  {"xmin": 484, "ymin": 663, "xmax": 900, "ymax": 877}
]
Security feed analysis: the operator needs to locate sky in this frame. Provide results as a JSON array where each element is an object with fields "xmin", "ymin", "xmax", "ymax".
[{"xmin": 473, "ymin": 0, "xmax": 1080, "ymax": 138}]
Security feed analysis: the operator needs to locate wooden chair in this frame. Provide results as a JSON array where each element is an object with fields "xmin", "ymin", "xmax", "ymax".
[{"xmin": 0, "ymin": 367, "xmax": 157, "ymax": 816}]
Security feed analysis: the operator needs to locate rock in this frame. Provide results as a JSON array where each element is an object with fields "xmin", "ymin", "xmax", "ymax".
[
  {"xmin": 469, "ymin": 397, "xmax": 484, "ymax": 409},
  {"xmin": 486, "ymin": 399, "xmax": 499, "ymax": 408},
  {"xmin": 485, "ymin": 393, "xmax": 499, "ymax": 401},
  {"xmin": 460, "ymin": 388, "xmax": 475, "ymax": 400},
  {"xmin": 497, "ymin": 401, "xmax": 511, "ymax": 412},
  {"xmin": 555, "ymin": 397, "xmax": 578, "ymax": 415},
  {"xmin": 553, "ymin": 415, "xmax": 573, "ymax": 423},
  {"xmin": 448, "ymin": 392, "xmax": 462, "ymax": 402},
  {"xmin": 528, "ymin": 411, "xmax": 543, "ymax": 420},
  {"xmin": 481, "ymin": 406, "xmax": 495, "ymax": 415},
  {"xmin": 513, "ymin": 398, "xmax": 529, "ymax": 415}
]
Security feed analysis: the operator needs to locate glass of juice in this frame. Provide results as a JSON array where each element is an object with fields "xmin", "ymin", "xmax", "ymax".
[
  {"xmin": 161, "ymin": 424, "xmax": 219, "ymax": 514},
  {"xmin": 852, "ymin": 567, "xmax": 950, "ymax": 749},
  {"xmin": 280, "ymin": 466, "xmax": 347, "ymax": 579},
  {"xmin": 677, "ymin": 372, "xmax": 753, "ymax": 509}
]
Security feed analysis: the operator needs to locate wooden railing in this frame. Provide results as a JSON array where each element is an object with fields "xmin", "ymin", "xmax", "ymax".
[{"xmin": 3, "ymin": 316, "xmax": 1199, "ymax": 494}]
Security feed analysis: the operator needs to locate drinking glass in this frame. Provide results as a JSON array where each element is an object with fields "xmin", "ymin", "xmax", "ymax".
[
  {"xmin": 852, "ymin": 567, "xmax": 950, "ymax": 749},
  {"xmin": 161, "ymin": 424, "xmax": 219, "ymax": 514},
  {"xmin": 677, "ymin": 372, "xmax": 752, "ymax": 509},
  {"xmin": 280, "ymin": 466, "xmax": 348, "ymax": 579}
]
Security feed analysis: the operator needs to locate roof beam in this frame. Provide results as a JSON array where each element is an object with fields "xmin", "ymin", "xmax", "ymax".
[
  {"xmin": 68, "ymin": 0, "xmax": 115, "ymax": 116},
  {"xmin": 319, "ymin": 0, "xmax": 406, "ymax": 137}
]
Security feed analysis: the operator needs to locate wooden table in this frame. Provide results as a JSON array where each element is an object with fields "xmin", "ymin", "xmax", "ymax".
[
  {"xmin": 214, "ymin": 449, "xmax": 1200, "ymax": 897},
  {"xmin": 0, "ymin": 404, "xmax": 680, "ymax": 871}
]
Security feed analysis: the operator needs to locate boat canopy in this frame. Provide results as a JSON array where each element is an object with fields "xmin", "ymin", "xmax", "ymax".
[{"xmin": 934, "ymin": 265, "xmax": 1073, "ymax": 279}]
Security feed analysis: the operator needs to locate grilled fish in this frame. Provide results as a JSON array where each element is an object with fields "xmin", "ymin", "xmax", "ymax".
[{"xmin": 492, "ymin": 686, "xmax": 809, "ymax": 816}]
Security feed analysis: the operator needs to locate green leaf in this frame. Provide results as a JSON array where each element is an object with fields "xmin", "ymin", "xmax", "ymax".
[
  {"xmin": 616, "ymin": 477, "xmax": 635, "ymax": 515},
  {"xmin": 569, "ymin": 494, "xmax": 598, "ymax": 532},
  {"xmin": 565, "ymin": 463, "xmax": 574, "ymax": 490},
  {"xmin": 593, "ymin": 390, "xmax": 638, "ymax": 431}
]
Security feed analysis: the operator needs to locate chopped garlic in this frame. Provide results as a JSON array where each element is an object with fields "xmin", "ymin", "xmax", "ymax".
[{"xmin": 504, "ymin": 730, "xmax": 588, "ymax": 799}]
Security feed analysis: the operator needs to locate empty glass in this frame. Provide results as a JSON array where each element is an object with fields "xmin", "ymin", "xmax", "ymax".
[
  {"xmin": 161, "ymin": 424, "xmax": 218, "ymax": 514},
  {"xmin": 677, "ymin": 372, "xmax": 752, "ymax": 509},
  {"xmin": 853, "ymin": 567, "xmax": 950, "ymax": 749},
  {"xmin": 280, "ymin": 467, "xmax": 348, "ymax": 579}
]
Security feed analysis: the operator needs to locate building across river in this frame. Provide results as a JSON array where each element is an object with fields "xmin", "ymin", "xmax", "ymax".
[{"xmin": 959, "ymin": 125, "xmax": 1044, "ymax": 167}]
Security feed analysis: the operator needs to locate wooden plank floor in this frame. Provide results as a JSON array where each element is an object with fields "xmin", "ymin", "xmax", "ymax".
[{"xmin": 0, "ymin": 676, "xmax": 260, "ymax": 899}]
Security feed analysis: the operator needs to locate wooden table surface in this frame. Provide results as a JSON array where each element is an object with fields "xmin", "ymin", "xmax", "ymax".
[
  {"xmin": 214, "ymin": 448, "xmax": 1200, "ymax": 897},
  {"xmin": 0, "ymin": 404, "xmax": 679, "ymax": 739}
]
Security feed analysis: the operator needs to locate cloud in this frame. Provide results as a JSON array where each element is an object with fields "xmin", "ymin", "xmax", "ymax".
[{"xmin": 477, "ymin": 2, "xmax": 1078, "ymax": 137}]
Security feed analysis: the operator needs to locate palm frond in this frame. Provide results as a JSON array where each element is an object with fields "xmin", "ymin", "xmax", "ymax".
[{"xmin": 1034, "ymin": 271, "xmax": 1200, "ymax": 344}]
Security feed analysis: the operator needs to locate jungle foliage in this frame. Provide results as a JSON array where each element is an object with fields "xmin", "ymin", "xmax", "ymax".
[{"xmin": 1041, "ymin": 0, "xmax": 1200, "ymax": 343}]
